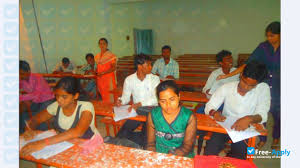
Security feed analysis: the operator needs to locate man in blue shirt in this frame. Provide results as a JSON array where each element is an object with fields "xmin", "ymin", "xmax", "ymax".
[{"xmin": 152, "ymin": 45, "xmax": 179, "ymax": 79}]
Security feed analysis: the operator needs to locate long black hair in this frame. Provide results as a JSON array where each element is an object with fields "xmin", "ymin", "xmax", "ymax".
[
  {"xmin": 54, "ymin": 77, "xmax": 90, "ymax": 101},
  {"xmin": 265, "ymin": 21, "xmax": 280, "ymax": 35}
]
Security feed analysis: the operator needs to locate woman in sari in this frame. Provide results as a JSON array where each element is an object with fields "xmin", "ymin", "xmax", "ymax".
[{"xmin": 95, "ymin": 38, "xmax": 117, "ymax": 103}]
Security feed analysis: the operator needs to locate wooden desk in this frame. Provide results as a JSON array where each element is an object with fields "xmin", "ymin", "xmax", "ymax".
[
  {"xmin": 92, "ymin": 101, "xmax": 266, "ymax": 136},
  {"xmin": 180, "ymin": 91, "xmax": 208, "ymax": 103},
  {"xmin": 39, "ymin": 73, "xmax": 96, "ymax": 79},
  {"xmin": 92, "ymin": 101, "xmax": 266, "ymax": 162},
  {"xmin": 108, "ymin": 88, "xmax": 208, "ymax": 103},
  {"xmin": 175, "ymin": 77, "xmax": 206, "ymax": 87},
  {"xmin": 20, "ymin": 139, "xmax": 193, "ymax": 168}
]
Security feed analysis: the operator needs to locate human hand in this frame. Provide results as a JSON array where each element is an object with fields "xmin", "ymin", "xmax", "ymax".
[
  {"xmin": 216, "ymin": 75, "xmax": 226, "ymax": 80},
  {"xmin": 166, "ymin": 75, "xmax": 175, "ymax": 79},
  {"xmin": 205, "ymin": 89, "xmax": 212, "ymax": 96},
  {"xmin": 116, "ymin": 99, "xmax": 122, "ymax": 107},
  {"xmin": 128, "ymin": 103, "xmax": 141, "ymax": 112},
  {"xmin": 213, "ymin": 111, "xmax": 226, "ymax": 122},
  {"xmin": 21, "ymin": 140, "xmax": 46, "ymax": 155},
  {"xmin": 22, "ymin": 129, "xmax": 38, "ymax": 141},
  {"xmin": 231, "ymin": 116, "xmax": 252, "ymax": 131}
]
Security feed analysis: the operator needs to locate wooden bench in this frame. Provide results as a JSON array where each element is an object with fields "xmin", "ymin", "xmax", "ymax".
[
  {"xmin": 237, "ymin": 53, "xmax": 251, "ymax": 67},
  {"xmin": 100, "ymin": 117, "xmax": 143, "ymax": 136}
]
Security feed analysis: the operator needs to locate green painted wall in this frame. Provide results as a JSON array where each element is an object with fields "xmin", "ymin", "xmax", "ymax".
[
  {"xmin": 20, "ymin": 0, "xmax": 113, "ymax": 73},
  {"xmin": 21, "ymin": 0, "xmax": 280, "ymax": 73},
  {"xmin": 111, "ymin": 0, "xmax": 280, "ymax": 63}
]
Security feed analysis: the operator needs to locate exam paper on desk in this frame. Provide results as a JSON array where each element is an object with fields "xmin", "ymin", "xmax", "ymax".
[
  {"xmin": 216, "ymin": 116, "xmax": 260, "ymax": 143},
  {"xmin": 113, "ymin": 105, "xmax": 137, "ymax": 121},
  {"xmin": 20, "ymin": 130, "xmax": 74, "ymax": 159}
]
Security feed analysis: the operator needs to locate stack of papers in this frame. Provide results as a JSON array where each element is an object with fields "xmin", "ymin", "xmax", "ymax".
[
  {"xmin": 216, "ymin": 116, "xmax": 260, "ymax": 143},
  {"xmin": 113, "ymin": 105, "xmax": 137, "ymax": 121},
  {"xmin": 20, "ymin": 130, "xmax": 74, "ymax": 159}
]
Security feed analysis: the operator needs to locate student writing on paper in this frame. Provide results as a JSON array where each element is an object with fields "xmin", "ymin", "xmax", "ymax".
[
  {"xmin": 204, "ymin": 61, "xmax": 271, "ymax": 159},
  {"xmin": 112, "ymin": 54, "xmax": 160, "ymax": 147},
  {"xmin": 53, "ymin": 57, "xmax": 76, "ymax": 74},
  {"xmin": 19, "ymin": 60, "xmax": 55, "ymax": 134},
  {"xmin": 21, "ymin": 77, "xmax": 99, "ymax": 155},
  {"xmin": 146, "ymin": 80, "xmax": 196, "ymax": 158},
  {"xmin": 195, "ymin": 50, "xmax": 239, "ymax": 154}
]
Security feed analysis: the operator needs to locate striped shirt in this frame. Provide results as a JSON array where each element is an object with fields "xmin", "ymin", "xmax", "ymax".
[{"xmin": 152, "ymin": 58, "xmax": 179, "ymax": 79}]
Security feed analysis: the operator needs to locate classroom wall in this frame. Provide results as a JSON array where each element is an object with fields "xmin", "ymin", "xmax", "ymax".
[
  {"xmin": 111, "ymin": 0, "xmax": 280, "ymax": 63},
  {"xmin": 20, "ymin": 0, "xmax": 113, "ymax": 73},
  {"xmin": 20, "ymin": 0, "xmax": 280, "ymax": 73}
]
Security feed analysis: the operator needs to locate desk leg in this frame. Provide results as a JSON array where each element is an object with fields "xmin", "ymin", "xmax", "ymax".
[
  {"xmin": 36, "ymin": 163, "xmax": 42, "ymax": 168},
  {"xmin": 246, "ymin": 137, "xmax": 256, "ymax": 162}
]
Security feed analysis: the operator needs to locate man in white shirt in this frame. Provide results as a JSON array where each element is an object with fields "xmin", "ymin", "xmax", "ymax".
[
  {"xmin": 151, "ymin": 45, "xmax": 179, "ymax": 79},
  {"xmin": 197, "ymin": 50, "xmax": 239, "ymax": 154},
  {"xmin": 202, "ymin": 50, "xmax": 239, "ymax": 98},
  {"xmin": 53, "ymin": 57, "xmax": 76, "ymax": 74},
  {"xmin": 204, "ymin": 61, "xmax": 271, "ymax": 159},
  {"xmin": 115, "ymin": 54, "xmax": 160, "ymax": 147}
]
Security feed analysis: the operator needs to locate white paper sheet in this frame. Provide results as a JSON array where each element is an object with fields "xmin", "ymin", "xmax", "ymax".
[
  {"xmin": 113, "ymin": 105, "xmax": 137, "ymax": 121},
  {"xmin": 216, "ymin": 116, "xmax": 260, "ymax": 143},
  {"xmin": 31, "ymin": 141, "xmax": 74, "ymax": 159},
  {"xmin": 20, "ymin": 130, "xmax": 74, "ymax": 159},
  {"xmin": 20, "ymin": 130, "xmax": 57, "ymax": 149}
]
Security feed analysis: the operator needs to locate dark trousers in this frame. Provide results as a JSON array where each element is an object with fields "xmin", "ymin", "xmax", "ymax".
[
  {"xmin": 196, "ymin": 104, "xmax": 224, "ymax": 154},
  {"xmin": 20, "ymin": 99, "xmax": 55, "ymax": 133},
  {"xmin": 116, "ymin": 120, "xmax": 146, "ymax": 148},
  {"xmin": 204, "ymin": 133, "xmax": 248, "ymax": 160},
  {"xmin": 259, "ymin": 100, "xmax": 281, "ymax": 142}
]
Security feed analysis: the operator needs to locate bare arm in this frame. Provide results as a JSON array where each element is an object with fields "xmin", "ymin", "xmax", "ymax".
[
  {"xmin": 217, "ymin": 64, "xmax": 246, "ymax": 80},
  {"xmin": 173, "ymin": 113, "xmax": 197, "ymax": 156},
  {"xmin": 146, "ymin": 112, "xmax": 156, "ymax": 152},
  {"xmin": 21, "ymin": 110, "xmax": 93, "ymax": 155},
  {"xmin": 231, "ymin": 114, "xmax": 262, "ymax": 131}
]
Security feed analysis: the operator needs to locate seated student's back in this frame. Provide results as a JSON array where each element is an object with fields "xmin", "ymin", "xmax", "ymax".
[
  {"xmin": 53, "ymin": 57, "xmax": 76, "ymax": 74},
  {"xmin": 202, "ymin": 50, "xmax": 239, "ymax": 98}
]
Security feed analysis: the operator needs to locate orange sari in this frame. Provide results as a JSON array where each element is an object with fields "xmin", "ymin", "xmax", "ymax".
[{"xmin": 95, "ymin": 50, "xmax": 117, "ymax": 103}]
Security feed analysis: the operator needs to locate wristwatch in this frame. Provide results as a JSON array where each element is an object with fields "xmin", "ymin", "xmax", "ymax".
[{"xmin": 168, "ymin": 149, "xmax": 176, "ymax": 154}]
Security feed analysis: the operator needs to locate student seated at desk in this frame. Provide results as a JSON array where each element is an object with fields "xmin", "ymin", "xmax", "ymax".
[
  {"xmin": 53, "ymin": 57, "xmax": 76, "ymax": 74},
  {"xmin": 204, "ymin": 61, "xmax": 271, "ymax": 160},
  {"xmin": 202, "ymin": 50, "xmax": 239, "ymax": 99},
  {"xmin": 146, "ymin": 80, "xmax": 196, "ymax": 158},
  {"xmin": 152, "ymin": 45, "xmax": 179, "ymax": 79},
  {"xmin": 78, "ymin": 53, "xmax": 97, "ymax": 99},
  {"xmin": 21, "ymin": 77, "xmax": 99, "ymax": 155},
  {"xmin": 19, "ymin": 60, "xmax": 55, "ymax": 134},
  {"xmin": 114, "ymin": 54, "xmax": 160, "ymax": 147},
  {"xmin": 196, "ymin": 50, "xmax": 239, "ymax": 154}
]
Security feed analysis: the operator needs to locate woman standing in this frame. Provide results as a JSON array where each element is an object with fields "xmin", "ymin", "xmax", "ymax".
[
  {"xmin": 217, "ymin": 21, "xmax": 280, "ymax": 150},
  {"xmin": 95, "ymin": 38, "xmax": 117, "ymax": 103}
]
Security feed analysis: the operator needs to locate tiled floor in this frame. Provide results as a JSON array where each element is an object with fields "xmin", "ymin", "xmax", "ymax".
[{"xmin": 20, "ymin": 113, "xmax": 280, "ymax": 168}]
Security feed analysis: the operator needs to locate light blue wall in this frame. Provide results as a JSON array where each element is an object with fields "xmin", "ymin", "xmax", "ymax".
[
  {"xmin": 20, "ymin": 0, "xmax": 113, "ymax": 73},
  {"xmin": 21, "ymin": 0, "xmax": 280, "ymax": 72},
  {"xmin": 111, "ymin": 0, "xmax": 280, "ymax": 63}
]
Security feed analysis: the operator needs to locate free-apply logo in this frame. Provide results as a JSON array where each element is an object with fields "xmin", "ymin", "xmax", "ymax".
[
  {"xmin": 247, "ymin": 147, "xmax": 255, "ymax": 155},
  {"xmin": 247, "ymin": 147, "xmax": 291, "ymax": 159}
]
